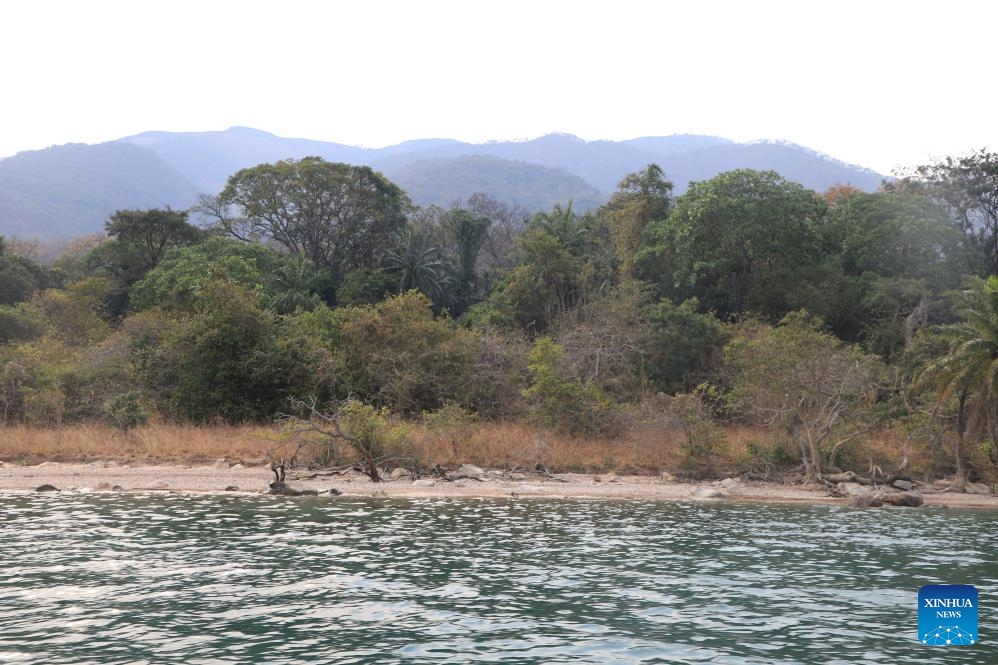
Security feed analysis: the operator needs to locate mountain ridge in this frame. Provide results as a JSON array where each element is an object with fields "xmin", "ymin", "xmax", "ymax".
[{"xmin": 1, "ymin": 127, "xmax": 886, "ymax": 239}]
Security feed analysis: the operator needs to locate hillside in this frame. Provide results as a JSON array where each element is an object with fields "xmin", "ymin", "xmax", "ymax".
[
  {"xmin": 0, "ymin": 127, "xmax": 887, "ymax": 239},
  {"xmin": 123, "ymin": 126, "xmax": 370, "ymax": 193},
  {"xmin": 384, "ymin": 155, "xmax": 605, "ymax": 212},
  {"xmin": 655, "ymin": 141, "xmax": 885, "ymax": 193},
  {"xmin": 0, "ymin": 142, "xmax": 199, "ymax": 239},
  {"xmin": 121, "ymin": 127, "xmax": 883, "ymax": 197}
]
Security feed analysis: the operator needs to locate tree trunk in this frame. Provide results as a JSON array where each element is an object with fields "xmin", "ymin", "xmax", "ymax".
[
  {"xmin": 954, "ymin": 388, "xmax": 969, "ymax": 492},
  {"xmin": 798, "ymin": 431, "xmax": 823, "ymax": 485}
]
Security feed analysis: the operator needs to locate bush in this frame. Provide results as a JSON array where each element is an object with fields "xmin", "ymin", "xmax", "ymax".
[
  {"xmin": 105, "ymin": 391, "xmax": 149, "ymax": 433},
  {"xmin": 280, "ymin": 398, "xmax": 409, "ymax": 480},
  {"xmin": 332, "ymin": 292, "xmax": 478, "ymax": 414},
  {"xmin": 663, "ymin": 390, "xmax": 726, "ymax": 477},
  {"xmin": 523, "ymin": 337, "xmax": 619, "ymax": 438},
  {"xmin": 423, "ymin": 402, "xmax": 478, "ymax": 456}
]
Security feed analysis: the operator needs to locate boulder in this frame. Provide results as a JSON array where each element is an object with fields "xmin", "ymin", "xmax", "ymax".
[
  {"xmin": 880, "ymin": 491, "xmax": 924, "ymax": 507},
  {"xmin": 835, "ymin": 482, "xmax": 873, "ymax": 498},
  {"xmin": 717, "ymin": 478, "xmax": 742, "ymax": 494},
  {"xmin": 412, "ymin": 479, "xmax": 437, "ymax": 488},
  {"xmin": 849, "ymin": 495, "xmax": 883, "ymax": 508},
  {"xmin": 891, "ymin": 479, "xmax": 914, "ymax": 492},
  {"xmin": 964, "ymin": 482, "xmax": 992, "ymax": 495},
  {"xmin": 448, "ymin": 464, "xmax": 484, "ymax": 481},
  {"xmin": 690, "ymin": 486, "xmax": 726, "ymax": 499},
  {"xmin": 225, "ymin": 485, "xmax": 240, "ymax": 491},
  {"xmin": 268, "ymin": 482, "xmax": 318, "ymax": 496},
  {"xmin": 229, "ymin": 464, "xmax": 244, "ymax": 471},
  {"xmin": 318, "ymin": 488, "xmax": 343, "ymax": 496},
  {"xmin": 111, "ymin": 485, "xmax": 124, "ymax": 491},
  {"xmin": 34, "ymin": 484, "xmax": 59, "ymax": 492},
  {"xmin": 390, "ymin": 467, "xmax": 411, "ymax": 481}
]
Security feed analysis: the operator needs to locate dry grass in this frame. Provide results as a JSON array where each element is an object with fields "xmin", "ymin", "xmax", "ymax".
[
  {"xmin": 404, "ymin": 420, "xmax": 685, "ymax": 474},
  {"xmin": 0, "ymin": 417, "xmax": 962, "ymax": 480},
  {"xmin": 0, "ymin": 422, "xmax": 276, "ymax": 465}
]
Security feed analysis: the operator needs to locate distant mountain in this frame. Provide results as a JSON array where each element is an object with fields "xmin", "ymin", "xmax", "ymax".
[
  {"xmin": 122, "ymin": 127, "xmax": 886, "ymax": 196},
  {"xmin": 653, "ymin": 141, "xmax": 885, "ymax": 194},
  {"xmin": 0, "ymin": 127, "xmax": 887, "ymax": 239},
  {"xmin": 623, "ymin": 135, "xmax": 736, "ymax": 155},
  {"xmin": 0, "ymin": 142, "xmax": 199, "ymax": 239},
  {"xmin": 122, "ymin": 126, "xmax": 369, "ymax": 193},
  {"xmin": 384, "ymin": 155, "xmax": 604, "ymax": 212}
]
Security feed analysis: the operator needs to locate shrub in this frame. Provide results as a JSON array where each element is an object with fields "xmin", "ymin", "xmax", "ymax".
[
  {"xmin": 523, "ymin": 337, "xmax": 619, "ymax": 438},
  {"xmin": 105, "ymin": 391, "xmax": 149, "ymax": 433}
]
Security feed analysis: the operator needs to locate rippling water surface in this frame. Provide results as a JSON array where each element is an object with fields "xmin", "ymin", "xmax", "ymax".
[{"xmin": 0, "ymin": 493, "xmax": 995, "ymax": 663}]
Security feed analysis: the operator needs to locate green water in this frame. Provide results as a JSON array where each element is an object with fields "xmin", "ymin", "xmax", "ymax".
[{"xmin": 0, "ymin": 493, "xmax": 994, "ymax": 663}]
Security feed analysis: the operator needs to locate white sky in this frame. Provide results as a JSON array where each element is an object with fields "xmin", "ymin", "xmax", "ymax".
[{"xmin": 1, "ymin": 0, "xmax": 994, "ymax": 174}]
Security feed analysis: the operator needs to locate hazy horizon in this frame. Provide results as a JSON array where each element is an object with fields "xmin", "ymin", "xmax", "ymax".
[{"xmin": 3, "ymin": 1, "xmax": 996, "ymax": 174}]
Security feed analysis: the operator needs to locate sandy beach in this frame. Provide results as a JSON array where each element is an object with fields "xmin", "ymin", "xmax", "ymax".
[{"xmin": 2, "ymin": 460, "xmax": 997, "ymax": 508}]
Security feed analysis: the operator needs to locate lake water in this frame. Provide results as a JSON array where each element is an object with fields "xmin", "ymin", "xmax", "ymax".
[{"xmin": 0, "ymin": 493, "xmax": 994, "ymax": 664}]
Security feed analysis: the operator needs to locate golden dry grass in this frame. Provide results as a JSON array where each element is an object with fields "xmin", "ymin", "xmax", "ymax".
[
  {"xmin": 0, "ymin": 422, "xmax": 276, "ymax": 465},
  {"xmin": 0, "ymin": 417, "xmax": 958, "ymax": 480}
]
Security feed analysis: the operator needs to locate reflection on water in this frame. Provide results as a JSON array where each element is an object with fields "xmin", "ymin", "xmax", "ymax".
[{"xmin": 0, "ymin": 494, "xmax": 994, "ymax": 663}]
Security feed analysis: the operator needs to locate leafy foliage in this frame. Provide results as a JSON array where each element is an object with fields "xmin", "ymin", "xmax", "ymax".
[
  {"xmin": 523, "ymin": 337, "xmax": 619, "ymax": 438},
  {"xmin": 104, "ymin": 391, "xmax": 149, "ymax": 433},
  {"xmin": 216, "ymin": 157, "xmax": 410, "ymax": 279},
  {"xmin": 724, "ymin": 313, "xmax": 882, "ymax": 481}
]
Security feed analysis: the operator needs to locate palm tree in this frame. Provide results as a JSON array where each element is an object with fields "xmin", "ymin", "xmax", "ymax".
[
  {"xmin": 914, "ymin": 276, "xmax": 998, "ymax": 490},
  {"xmin": 528, "ymin": 201, "xmax": 583, "ymax": 249},
  {"xmin": 272, "ymin": 259, "xmax": 322, "ymax": 314},
  {"xmin": 383, "ymin": 231, "xmax": 451, "ymax": 305}
]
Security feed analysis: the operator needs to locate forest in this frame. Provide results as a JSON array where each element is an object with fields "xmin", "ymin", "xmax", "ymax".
[{"xmin": 2, "ymin": 152, "xmax": 997, "ymax": 490}]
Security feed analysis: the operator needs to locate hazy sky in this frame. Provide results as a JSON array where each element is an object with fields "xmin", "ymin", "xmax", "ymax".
[{"xmin": 2, "ymin": 0, "xmax": 995, "ymax": 174}]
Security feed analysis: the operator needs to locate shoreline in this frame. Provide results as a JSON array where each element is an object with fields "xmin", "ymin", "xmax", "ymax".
[{"xmin": 2, "ymin": 461, "xmax": 998, "ymax": 509}]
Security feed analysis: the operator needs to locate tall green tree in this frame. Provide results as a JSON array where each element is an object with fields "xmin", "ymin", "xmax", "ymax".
[
  {"xmin": 601, "ymin": 164, "xmax": 673, "ymax": 277},
  {"xmin": 214, "ymin": 157, "xmax": 410, "ymax": 279},
  {"xmin": 914, "ymin": 276, "xmax": 998, "ymax": 490},
  {"xmin": 86, "ymin": 208, "xmax": 204, "ymax": 315},
  {"xmin": 640, "ymin": 169, "xmax": 827, "ymax": 320},
  {"xmin": 476, "ymin": 201, "xmax": 617, "ymax": 333},
  {"xmin": 898, "ymin": 150, "xmax": 998, "ymax": 275},
  {"xmin": 822, "ymin": 190, "xmax": 973, "ymax": 355},
  {"xmin": 441, "ymin": 209, "xmax": 490, "ymax": 315}
]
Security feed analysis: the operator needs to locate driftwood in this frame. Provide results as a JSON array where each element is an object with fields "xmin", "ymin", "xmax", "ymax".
[
  {"xmin": 821, "ymin": 469, "xmax": 912, "ymax": 490},
  {"xmin": 535, "ymin": 462, "xmax": 570, "ymax": 482},
  {"xmin": 271, "ymin": 459, "xmax": 287, "ymax": 483}
]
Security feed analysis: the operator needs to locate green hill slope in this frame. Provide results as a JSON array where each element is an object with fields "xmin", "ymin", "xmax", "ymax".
[
  {"xmin": 0, "ymin": 142, "xmax": 199, "ymax": 239},
  {"xmin": 384, "ymin": 155, "xmax": 605, "ymax": 212}
]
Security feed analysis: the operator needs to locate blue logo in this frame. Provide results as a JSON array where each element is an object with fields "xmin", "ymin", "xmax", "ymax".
[{"xmin": 919, "ymin": 585, "xmax": 978, "ymax": 645}]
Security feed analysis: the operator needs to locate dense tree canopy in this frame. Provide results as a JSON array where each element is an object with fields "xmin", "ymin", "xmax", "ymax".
[
  {"xmin": 215, "ymin": 157, "xmax": 411, "ymax": 280},
  {"xmin": 86, "ymin": 208, "xmax": 204, "ymax": 315},
  {"xmin": 636, "ymin": 170, "xmax": 828, "ymax": 321},
  {"xmin": 0, "ymin": 237, "xmax": 55, "ymax": 305},
  {"xmin": 899, "ymin": 150, "xmax": 998, "ymax": 275}
]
